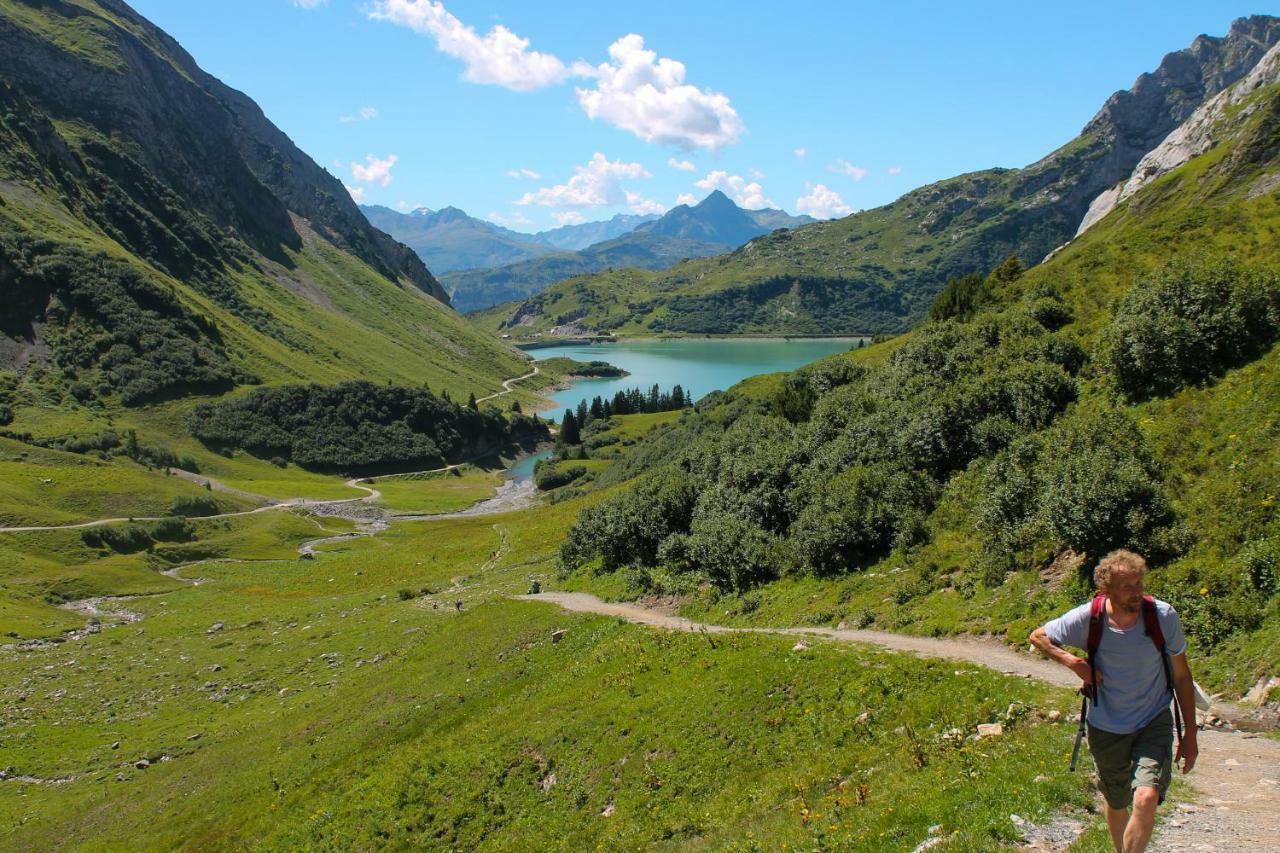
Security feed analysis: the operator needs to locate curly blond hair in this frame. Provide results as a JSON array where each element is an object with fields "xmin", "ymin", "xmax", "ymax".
[{"xmin": 1093, "ymin": 549, "xmax": 1148, "ymax": 591}]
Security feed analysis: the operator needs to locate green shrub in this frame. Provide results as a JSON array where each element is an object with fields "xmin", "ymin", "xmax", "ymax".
[
  {"xmin": 150, "ymin": 516, "xmax": 195, "ymax": 542},
  {"xmin": 790, "ymin": 464, "xmax": 935, "ymax": 576},
  {"xmin": 1104, "ymin": 258, "xmax": 1280, "ymax": 399},
  {"xmin": 978, "ymin": 406, "xmax": 1174, "ymax": 563},
  {"xmin": 169, "ymin": 495, "xmax": 220, "ymax": 517},
  {"xmin": 534, "ymin": 463, "xmax": 586, "ymax": 491},
  {"xmin": 81, "ymin": 524, "xmax": 153, "ymax": 553}
]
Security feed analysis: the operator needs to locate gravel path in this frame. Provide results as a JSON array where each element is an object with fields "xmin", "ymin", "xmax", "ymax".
[{"xmin": 516, "ymin": 591, "xmax": 1280, "ymax": 852}]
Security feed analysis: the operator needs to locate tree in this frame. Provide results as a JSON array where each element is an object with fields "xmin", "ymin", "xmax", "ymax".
[
  {"xmin": 467, "ymin": 392, "xmax": 478, "ymax": 410},
  {"xmin": 510, "ymin": 400, "xmax": 522, "ymax": 413},
  {"xmin": 560, "ymin": 409, "xmax": 581, "ymax": 445}
]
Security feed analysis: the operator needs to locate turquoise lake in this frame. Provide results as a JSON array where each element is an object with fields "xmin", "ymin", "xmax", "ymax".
[{"xmin": 528, "ymin": 338, "xmax": 863, "ymax": 417}]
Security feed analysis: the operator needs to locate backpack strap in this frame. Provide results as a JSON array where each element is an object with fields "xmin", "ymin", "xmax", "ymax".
[
  {"xmin": 1141, "ymin": 595, "xmax": 1184, "ymax": 751},
  {"xmin": 1140, "ymin": 595, "xmax": 1167, "ymax": 654},
  {"xmin": 1086, "ymin": 593, "xmax": 1106, "ymax": 702},
  {"xmin": 1140, "ymin": 595, "xmax": 1173, "ymax": 695}
]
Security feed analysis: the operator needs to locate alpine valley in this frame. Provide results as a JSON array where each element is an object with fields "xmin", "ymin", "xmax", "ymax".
[{"xmin": 1, "ymin": 4, "xmax": 1278, "ymax": 851}]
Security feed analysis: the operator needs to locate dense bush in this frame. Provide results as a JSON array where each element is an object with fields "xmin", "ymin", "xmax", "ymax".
[
  {"xmin": 189, "ymin": 381, "xmax": 548, "ymax": 474},
  {"xmin": 790, "ymin": 465, "xmax": 935, "ymax": 576},
  {"xmin": 0, "ymin": 371, "xmax": 15, "ymax": 425},
  {"xmin": 169, "ymin": 495, "xmax": 220, "ymax": 517},
  {"xmin": 562, "ymin": 282, "xmax": 1084, "ymax": 591},
  {"xmin": 0, "ymin": 232, "xmax": 247, "ymax": 405},
  {"xmin": 81, "ymin": 524, "xmax": 153, "ymax": 553},
  {"xmin": 32, "ymin": 430, "xmax": 120, "ymax": 455},
  {"xmin": 534, "ymin": 463, "xmax": 586, "ymax": 491},
  {"xmin": 1104, "ymin": 258, "xmax": 1280, "ymax": 399},
  {"xmin": 150, "ymin": 516, "xmax": 196, "ymax": 542},
  {"xmin": 978, "ymin": 407, "xmax": 1174, "ymax": 564}
]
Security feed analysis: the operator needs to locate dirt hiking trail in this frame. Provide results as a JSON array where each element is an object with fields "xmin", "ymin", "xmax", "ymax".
[{"xmin": 517, "ymin": 591, "xmax": 1280, "ymax": 853}]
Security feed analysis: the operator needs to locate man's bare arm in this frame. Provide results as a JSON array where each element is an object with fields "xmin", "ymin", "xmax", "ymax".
[
  {"xmin": 1170, "ymin": 652, "xmax": 1198, "ymax": 773},
  {"xmin": 1029, "ymin": 625, "xmax": 1098, "ymax": 687}
]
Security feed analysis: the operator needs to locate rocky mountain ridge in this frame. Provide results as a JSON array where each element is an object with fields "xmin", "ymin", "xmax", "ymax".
[{"xmin": 1078, "ymin": 39, "xmax": 1280, "ymax": 234}]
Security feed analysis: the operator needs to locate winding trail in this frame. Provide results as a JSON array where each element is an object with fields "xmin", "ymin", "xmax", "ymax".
[
  {"xmin": 477, "ymin": 364, "xmax": 539, "ymax": 403},
  {"xmin": 516, "ymin": 591, "xmax": 1280, "ymax": 853}
]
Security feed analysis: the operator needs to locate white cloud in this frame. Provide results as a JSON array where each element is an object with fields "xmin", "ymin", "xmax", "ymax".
[
  {"xmin": 369, "ymin": 0, "xmax": 569, "ymax": 92},
  {"xmin": 694, "ymin": 170, "xmax": 773, "ymax": 209},
  {"xmin": 505, "ymin": 168, "xmax": 542, "ymax": 180},
  {"xmin": 516, "ymin": 152, "xmax": 651, "ymax": 208},
  {"xmin": 675, "ymin": 192, "xmax": 698, "ymax": 206},
  {"xmin": 351, "ymin": 153, "xmax": 398, "ymax": 186},
  {"xmin": 887, "ymin": 165, "xmax": 902, "ymax": 175},
  {"xmin": 831, "ymin": 159, "xmax": 869, "ymax": 181},
  {"xmin": 749, "ymin": 167, "xmax": 766, "ymax": 180},
  {"xmin": 339, "ymin": 106, "xmax": 379, "ymax": 123},
  {"xmin": 344, "ymin": 184, "xmax": 367, "ymax": 203},
  {"xmin": 397, "ymin": 200, "xmax": 410, "ymax": 210},
  {"xmin": 667, "ymin": 157, "xmax": 696, "ymax": 172},
  {"xmin": 552, "ymin": 211, "xmax": 587, "ymax": 226},
  {"xmin": 292, "ymin": 0, "xmax": 328, "ymax": 8},
  {"xmin": 575, "ymin": 34, "xmax": 743, "ymax": 151},
  {"xmin": 795, "ymin": 184, "xmax": 852, "ymax": 219},
  {"xmin": 625, "ymin": 191, "xmax": 666, "ymax": 215},
  {"xmin": 793, "ymin": 147, "xmax": 807, "ymax": 160}
]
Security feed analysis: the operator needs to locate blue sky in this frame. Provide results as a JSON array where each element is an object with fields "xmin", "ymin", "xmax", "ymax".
[{"xmin": 132, "ymin": 1, "xmax": 1271, "ymax": 231}]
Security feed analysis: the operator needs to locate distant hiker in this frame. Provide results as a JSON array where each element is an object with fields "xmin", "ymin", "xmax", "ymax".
[
  {"xmin": 528, "ymin": 580, "xmax": 541, "ymax": 595},
  {"xmin": 1030, "ymin": 549, "xmax": 1198, "ymax": 853},
  {"xmin": 454, "ymin": 599, "xmax": 463, "ymax": 611}
]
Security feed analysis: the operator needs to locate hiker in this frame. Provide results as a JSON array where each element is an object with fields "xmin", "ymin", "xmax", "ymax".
[
  {"xmin": 1029, "ymin": 549, "xmax": 1198, "ymax": 853},
  {"xmin": 528, "ymin": 580, "xmax": 541, "ymax": 595}
]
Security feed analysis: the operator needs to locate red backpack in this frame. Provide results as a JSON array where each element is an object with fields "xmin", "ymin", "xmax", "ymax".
[{"xmin": 1086, "ymin": 593, "xmax": 1183, "ymax": 744}]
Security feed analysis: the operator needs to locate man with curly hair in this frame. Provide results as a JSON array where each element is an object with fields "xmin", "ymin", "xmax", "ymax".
[{"xmin": 1030, "ymin": 549, "xmax": 1199, "ymax": 853}]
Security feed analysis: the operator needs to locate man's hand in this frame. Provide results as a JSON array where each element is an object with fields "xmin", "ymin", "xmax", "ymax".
[
  {"xmin": 1176, "ymin": 731, "xmax": 1198, "ymax": 773},
  {"xmin": 1028, "ymin": 626, "xmax": 1100, "ymax": 690},
  {"xmin": 1068, "ymin": 656, "xmax": 1101, "ymax": 690}
]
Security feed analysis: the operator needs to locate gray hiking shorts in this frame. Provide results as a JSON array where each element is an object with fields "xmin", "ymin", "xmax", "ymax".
[{"xmin": 1087, "ymin": 708, "xmax": 1174, "ymax": 809}]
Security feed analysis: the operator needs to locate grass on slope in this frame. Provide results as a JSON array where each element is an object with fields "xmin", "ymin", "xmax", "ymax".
[
  {"xmin": 0, "ymin": 484, "xmax": 1115, "ymax": 851},
  {"xmin": 373, "ymin": 463, "xmax": 505, "ymax": 514},
  {"xmin": 0, "ymin": 510, "xmax": 355, "ymax": 638}
]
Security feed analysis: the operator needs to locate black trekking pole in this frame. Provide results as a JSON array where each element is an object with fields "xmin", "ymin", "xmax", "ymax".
[{"xmin": 1069, "ymin": 687, "xmax": 1090, "ymax": 772}]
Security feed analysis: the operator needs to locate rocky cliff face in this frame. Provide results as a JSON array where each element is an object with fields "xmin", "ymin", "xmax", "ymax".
[
  {"xmin": 1078, "ymin": 40, "xmax": 1280, "ymax": 234},
  {"xmin": 0, "ymin": 0, "xmax": 448, "ymax": 304}
]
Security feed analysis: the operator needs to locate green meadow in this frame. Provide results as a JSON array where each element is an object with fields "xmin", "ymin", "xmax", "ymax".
[{"xmin": 0, "ymin": 446, "xmax": 1117, "ymax": 850}]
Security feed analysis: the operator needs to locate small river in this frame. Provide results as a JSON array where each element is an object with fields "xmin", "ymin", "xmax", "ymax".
[{"xmin": 527, "ymin": 338, "xmax": 863, "ymax": 417}]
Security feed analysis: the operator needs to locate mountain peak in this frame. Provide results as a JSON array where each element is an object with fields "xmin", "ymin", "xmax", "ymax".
[{"xmin": 697, "ymin": 189, "xmax": 734, "ymax": 208}]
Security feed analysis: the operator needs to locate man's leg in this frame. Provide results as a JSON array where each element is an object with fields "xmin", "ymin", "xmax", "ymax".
[
  {"xmin": 1088, "ymin": 725, "xmax": 1138, "ymax": 852},
  {"xmin": 1122, "ymin": 709, "xmax": 1175, "ymax": 853},
  {"xmin": 1123, "ymin": 785, "xmax": 1159, "ymax": 852},
  {"xmin": 1103, "ymin": 802, "xmax": 1129, "ymax": 852}
]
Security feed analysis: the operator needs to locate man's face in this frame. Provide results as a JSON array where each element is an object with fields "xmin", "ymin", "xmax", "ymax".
[{"xmin": 1107, "ymin": 567, "xmax": 1145, "ymax": 613}]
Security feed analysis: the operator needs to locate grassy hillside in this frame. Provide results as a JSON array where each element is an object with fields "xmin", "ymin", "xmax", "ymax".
[
  {"xmin": 553, "ymin": 82, "xmax": 1280, "ymax": 701},
  {"xmin": 0, "ymin": 0, "xmax": 543, "ymax": 524}
]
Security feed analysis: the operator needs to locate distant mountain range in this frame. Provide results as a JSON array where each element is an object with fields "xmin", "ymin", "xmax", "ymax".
[
  {"xmin": 361, "ymin": 205, "xmax": 561, "ymax": 274},
  {"xmin": 429, "ymin": 192, "xmax": 814, "ymax": 313},
  {"xmin": 479, "ymin": 15, "xmax": 1280, "ymax": 338}
]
